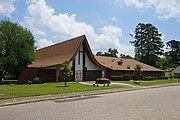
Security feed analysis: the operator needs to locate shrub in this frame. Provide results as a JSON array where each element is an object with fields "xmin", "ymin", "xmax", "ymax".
[
  {"xmin": 110, "ymin": 74, "xmax": 132, "ymax": 81},
  {"xmin": 109, "ymin": 76, "xmax": 123, "ymax": 81},
  {"xmin": 3, "ymin": 76, "xmax": 18, "ymax": 80},
  {"xmin": 158, "ymin": 76, "xmax": 168, "ymax": 79},
  {"xmin": 131, "ymin": 74, "xmax": 139, "ymax": 80},
  {"xmin": 122, "ymin": 74, "xmax": 132, "ymax": 81},
  {"xmin": 28, "ymin": 80, "xmax": 33, "ymax": 84},
  {"xmin": 32, "ymin": 77, "xmax": 43, "ymax": 84},
  {"xmin": 144, "ymin": 76, "xmax": 154, "ymax": 81},
  {"xmin": 153, "ymin": 76, "xmax": 159, "ymax": 80},
  {"xmin": 0, "ymin": 80, "xmax": 18, "ymax": 84}
]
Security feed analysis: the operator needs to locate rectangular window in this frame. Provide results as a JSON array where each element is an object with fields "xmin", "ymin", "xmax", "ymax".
[{"xmin": 78, "ymin": 51, "xmax": 80, "ymax": 65}]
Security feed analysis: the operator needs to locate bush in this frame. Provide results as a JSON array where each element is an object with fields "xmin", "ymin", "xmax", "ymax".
[
  {"xmin": 144, "ymin": 76, "xmax": 154, "ymax": 81},
  {"xmin": 32, "ymin": 77, "xmax": 43, "ymax": 84},
  {"xmin": 109, "ymin": 76, "xmax": 123, "ymax": 81},
  {"xmin": 0, "ymin": 80, "xmax": 18, "ymax": 84},
  {"xmin": 158, "ymin": 76, "xmax": 168, "ymax": 79},
  {"xmin": 122, "ymin": 74, "xmax": 132, "ymax": 81},
  {"xmin": 153, "ymin": 76, "xmax": 159, "ymax": 80},
  {"xmin": 110, "ymin": 74, "xmax": 133, "ymax": 81},
  {"xmin": 28, "ymin": 80, "xmax": 32, "ymax": 84},
  {"xmin": 131, "ymin": 74, "xmax": 139, "ymax": 80},
  {"xmin": 3, "ymin": 76, "xmax": 18, "ymax": 80}
]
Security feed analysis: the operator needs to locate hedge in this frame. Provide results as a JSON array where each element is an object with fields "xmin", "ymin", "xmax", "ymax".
[{"xmin": 0, "ymin": 80, "xmax": 18, "ymax": 84}]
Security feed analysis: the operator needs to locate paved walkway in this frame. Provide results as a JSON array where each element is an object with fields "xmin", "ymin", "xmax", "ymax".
[
  {"xmin": 79, "ymin": 81, "xmax": 136, "ymax": 87},
  {"xmin": 0, "ymin": 82, "xmax": 180, "ymax": 107}
]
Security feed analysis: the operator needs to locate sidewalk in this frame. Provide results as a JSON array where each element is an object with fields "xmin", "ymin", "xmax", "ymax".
[{"xmin": 1, "ymin": 82, "xmax": 180, "ymax": 107}]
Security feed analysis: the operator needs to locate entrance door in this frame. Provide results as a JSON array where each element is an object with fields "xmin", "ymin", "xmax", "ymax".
[{"xmin": 75, "ymin": 70, "xmax": 83, "ymax": 81}]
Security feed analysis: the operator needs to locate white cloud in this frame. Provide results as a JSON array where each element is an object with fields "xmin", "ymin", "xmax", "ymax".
[
  {"xmin": 97, "ymin": 25, "xmax": 134, "ymax": 56},
  {"xmin": 38, "ymin": 38, "xmax": 54, "ymax": 48},
  {"xmin": 21, "ymin": 0, "xmax": 134, "ymax": 56},
  {"xmin": 111, "ymin": 17, "xmax": 117, "ymax": 21},
  {"xmin": 98, "ymin": 19, "xmax": 104, "ymax": 24},
  {"xmin": 0, "ymin": 0, "xmax": 15, "ymax": 17},
  {"xmin": 116, "ymin": 0, "xmax": 180, "ymax": 21}
]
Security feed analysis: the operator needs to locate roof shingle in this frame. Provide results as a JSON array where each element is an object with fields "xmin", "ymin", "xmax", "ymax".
[
  {"xmin": 29, "ymin": 35, "xmax": 85, "ymax": 68},
  {"xmin": 95, "ymin": 56, "xmax": 162, "ymax": 71}
]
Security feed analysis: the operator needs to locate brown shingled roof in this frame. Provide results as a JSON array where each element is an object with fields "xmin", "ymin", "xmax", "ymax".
[
  {"xmin": 29, "ymin": 35, "xmax": 85, "ymax": 68},
  {"xmin": 95, "ymin": 56, "xmax": 163, "ymax": 72},
  {"xmin": 29, "ymin": 35, "xmax": 103, "ymax": 69}
]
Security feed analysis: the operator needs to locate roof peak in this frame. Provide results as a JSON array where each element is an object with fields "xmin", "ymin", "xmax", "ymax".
[{"xmin": 36, "ymin": 35, "xmax": 86, "ymax": 51}]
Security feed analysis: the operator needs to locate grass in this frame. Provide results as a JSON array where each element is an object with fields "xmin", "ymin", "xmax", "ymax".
[
  {"xmin": 113, "ymin": 78, "xmax": 180, "ymax": 86},
  {"xmin": 0, "ymin": 82, "xmax": 127, "ymax": 100}
]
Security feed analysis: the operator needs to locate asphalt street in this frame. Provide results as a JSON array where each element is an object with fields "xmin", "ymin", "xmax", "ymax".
[{"xmin": 1, "ymin": 86, "xmax": 180, "ymax": 120}]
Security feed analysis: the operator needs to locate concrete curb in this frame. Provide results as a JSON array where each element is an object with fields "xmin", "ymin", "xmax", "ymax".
[{"xmin": 1, "ymin": 82, "xmax": 180, "ymax": 107}]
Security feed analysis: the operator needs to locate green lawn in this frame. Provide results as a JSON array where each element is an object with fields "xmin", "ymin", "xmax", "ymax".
[
  {"xmin": 0, "ymin": 82, "xmax": 127, "ymax": 100},
  {"xmin": 113, "ymin": 78, "xmax": 180, "ymax": 86}
]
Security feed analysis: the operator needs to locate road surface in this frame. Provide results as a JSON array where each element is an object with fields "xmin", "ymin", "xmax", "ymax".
[{"xmin": 1, "ymin": 86, "xmax": 180, "ymax": 120}]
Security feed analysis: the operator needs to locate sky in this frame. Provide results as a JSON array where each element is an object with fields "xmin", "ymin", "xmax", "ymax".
[{"xmin": 0, "ymin": 0, "xmax": 180, "ymax": 57}]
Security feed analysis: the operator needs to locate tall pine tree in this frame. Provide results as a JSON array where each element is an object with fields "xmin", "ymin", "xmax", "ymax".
[
  {"xmin": 130, "ymin": 23, "xmax": 164, "ymax": 66},
  {"xmin": 166, "ymin": 40, "xmax": 180, "ymax": 66}
]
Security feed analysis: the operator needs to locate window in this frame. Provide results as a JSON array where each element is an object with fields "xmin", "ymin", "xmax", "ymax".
[{"xmin": 78, "ymin": 51, "xmax": 80, "ymax": 65}]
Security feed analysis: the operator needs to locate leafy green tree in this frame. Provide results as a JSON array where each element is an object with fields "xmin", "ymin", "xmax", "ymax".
[
  {"xmin": 165, "ymin": 40, "xmax": 180, "ymax": 66},
  {"xmin": 130, "ymin": 23, "xmax": 164, "ymax": 66},
  {"xmin": 155, "ymin": 57, "xmax": 174, "ymax": 70},
  {"xmin": 134, "ymin": 64, "xmax": 143, "ymax": 80},
  {"xmin": 96, "ymin": 52, "xmax": 103, "ymax": 56},
  {"xmin": 120, "ymin": 54, "xmax": 132, "ymax": 59},
  {"xmin": 60, "ymin": 60, "xmax": 73, "ymax": 87},
  {"xmin": 0, "ymin": 19, "xmax": 36, "ymax": 81},
  {"xmin": 107, "ymin": 48, "xmax": 118, "ymax": 57},
  {"xmin": 96, "ymin": 48, "xmax": 119, "ymax": 57}
]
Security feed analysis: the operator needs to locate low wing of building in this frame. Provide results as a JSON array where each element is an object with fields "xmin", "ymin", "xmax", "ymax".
[
  {"xmin": 95, "ymin": 56, "xmax": 164, "ymax": 77},
  {"xmin": 165, "ymin": 66, "xmax": 180, "ymax": 77}
]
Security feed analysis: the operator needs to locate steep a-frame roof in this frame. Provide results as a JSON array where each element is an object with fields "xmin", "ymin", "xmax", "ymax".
[
  {"xmin": 95, "ymin": 56, "xmax": 163, "ymax": 72},
  {"xmin": 29, "ymin": 35, "xmax": 102, "ymax": 68}
]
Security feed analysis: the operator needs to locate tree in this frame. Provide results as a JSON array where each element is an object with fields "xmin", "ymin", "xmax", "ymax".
[
  {"xmin": 60, "ymin": 60, "xmax": 73, "ymax": 87},
  {"xmin": 130, "ymin": 23, "xmax": 164, "ymax": 66},
  {"xmin": 120, "ymin": 54, "xmax": 132, "ymax": 59},
  {"xmin": 134, "ymin": 64, "xmax": 143, "ymax": 80},
  {"xmin": 96, "ymin": 48, "xmax": 119, "ymax": 57},
  {"xmin": 165, "ymin": 40, "xmax": 180, "ymax": 66},
  {"xmin": 0, "ymin": 19, "xmax": 36, "ymax": 81},
  {"xmin": 96, "ymin": 52, "xmax": 103, "ymax": 56},
  {"xmin": 155, "ymin": 57, "xmax": 174, "ymax": 70},
  {"xmin": 107, "ymin": 48, "xmax": 118, "ymax": 57}
]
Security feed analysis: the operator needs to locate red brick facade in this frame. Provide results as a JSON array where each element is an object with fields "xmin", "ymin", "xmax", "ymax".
[
  {"xmin": 106, "ymin": 69, "xmax": 164, "ymax": 78},
  {"xmin": 19, "ymin": 68, "xmax": 56, "ymax": 84},
  {"xmin": 84, "ymin": 70, "xmax": 102, "ymax": 81}
]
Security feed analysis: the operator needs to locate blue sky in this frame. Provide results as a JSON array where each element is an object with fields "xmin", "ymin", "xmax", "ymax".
[{"xmin": 0, "ymin": 0, "xmax": 180, "ymax": 57}]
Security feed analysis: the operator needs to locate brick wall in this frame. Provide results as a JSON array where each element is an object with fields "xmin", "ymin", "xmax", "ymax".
[
  {"xmin": 58, "ymin": 76, "xmax": 74, "ymax": 82},
  {"xmin": 106, "ymin": 70, "xmax": 164, "ymax": 78},
  {"xmin": 84, "ymin": 70, "xmax": 102, "ymax": 81},
  {"xmin": 19, "ymin": 68, "xmax": 39, "ymax": 84},
  {"xmin": 39, "ymin": 69, "xmax": 56, "ymax": 82},
  {"xmin": 142, "ymin": 71, "xmax": 164, "ymax": 77},
  {"xmin": 19, "ymin": 68, "xmax": 56, "ymax": 84}
]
